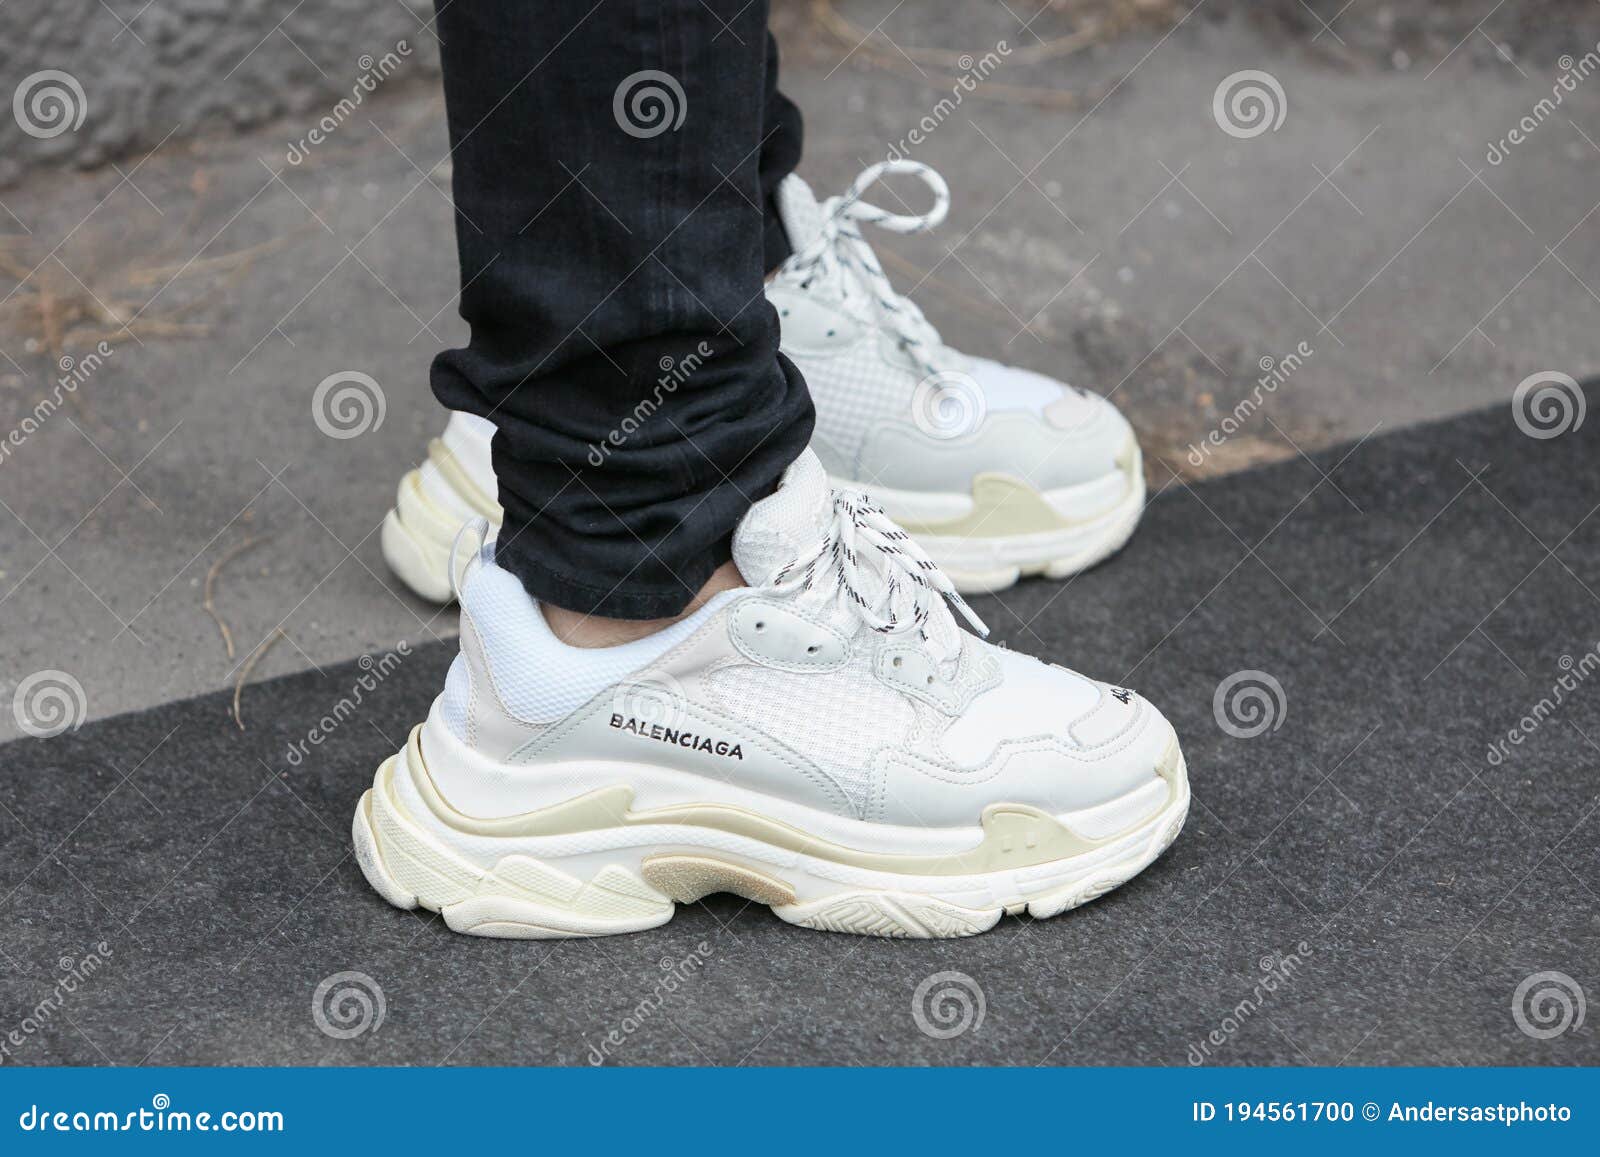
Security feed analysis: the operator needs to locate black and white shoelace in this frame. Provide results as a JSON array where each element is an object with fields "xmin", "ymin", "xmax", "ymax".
[
  {"xmin": 772, "ymin": 490, "xmax": 988, "ymax": 641},
  {"xmin": 779, "ymin": 160, "xmax": 959, "ymax": 377}
]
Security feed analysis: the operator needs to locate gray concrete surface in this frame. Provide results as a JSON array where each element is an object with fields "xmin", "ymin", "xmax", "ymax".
[
  {"xmin": 4, "ymin": 3, "xmax": 1600, "ymax": 733},
  {"xmin": 0, "ymin": 0, "xmax": 440, "ymax": 187},
  {"xmin": 2, "ymin": 392, "xmax": 1596, "ymax": 1065}
]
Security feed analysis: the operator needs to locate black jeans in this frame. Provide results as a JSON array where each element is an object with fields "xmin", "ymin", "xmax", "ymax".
[{"xmin": 430, "ymin": 0, "xmax": 813, "ymax": 619}]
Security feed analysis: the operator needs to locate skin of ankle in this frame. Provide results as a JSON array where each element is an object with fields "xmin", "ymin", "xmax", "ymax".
[{"xmin": 540, "ymin": 560, "xmax": 746, "ymax": 648}]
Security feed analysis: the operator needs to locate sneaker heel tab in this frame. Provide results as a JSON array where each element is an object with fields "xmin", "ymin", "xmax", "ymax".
[{"xmin": 449, "ymin": 516, "xmax": 491, "ymax": 602}]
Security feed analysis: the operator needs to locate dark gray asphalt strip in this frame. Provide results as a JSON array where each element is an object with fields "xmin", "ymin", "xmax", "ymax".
[{"xmin": 2, "ymin": 385, "xmax": 1597, "ymax": 1066}]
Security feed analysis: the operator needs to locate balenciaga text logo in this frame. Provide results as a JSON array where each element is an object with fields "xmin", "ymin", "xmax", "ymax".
[{"xmin": 608, "ymin": 714, "xmax": 745, "ymax": 760}]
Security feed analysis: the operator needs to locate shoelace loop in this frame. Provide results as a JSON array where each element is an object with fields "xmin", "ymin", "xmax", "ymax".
[
  {"xmin": 771, "ymin": 489, "xmax": 988, "ymax": 641},
  {"xmin": 782, "ymin": 161, "xmax": 955, "ymax": 374}
]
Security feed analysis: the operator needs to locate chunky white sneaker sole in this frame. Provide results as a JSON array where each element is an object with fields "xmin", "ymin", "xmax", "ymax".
[
  {"xmin": 380, "ymin": 441, "xmax": 500, "ymax": 604},
  {"xmin": 352, "ymin": 718, "xmax": 1188, "ymax": 940}
]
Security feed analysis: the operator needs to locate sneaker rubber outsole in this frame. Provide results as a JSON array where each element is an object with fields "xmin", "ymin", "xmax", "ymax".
[{"xmin": 352, "ymin": 725, "xmax": 1188, "ymax": 940}]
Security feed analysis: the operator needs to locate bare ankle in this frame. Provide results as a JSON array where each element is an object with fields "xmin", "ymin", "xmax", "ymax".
[{"xmin": 540, "ymin": 560, "xmax": 746, "ymax": 648}]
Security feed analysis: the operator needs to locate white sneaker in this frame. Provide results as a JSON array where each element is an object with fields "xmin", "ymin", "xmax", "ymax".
[
  {"xmin": 354, "ymin": 450, "xmax": 1187, "ymax": 939},
  {"xmin": 768, "ymin": 161, "xmax": 1144, "ymax": 592},
  {"xmin": 379, "ymin": 410, "xmax": 499, "ymax": 603},
  {"xmin": 380, "ymin": 162, "xmax": 1143, "ymax": 602}
]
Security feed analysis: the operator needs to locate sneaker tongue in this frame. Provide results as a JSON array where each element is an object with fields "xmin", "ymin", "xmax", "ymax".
[
  {"xmin": 732, "ymin": 448, "xmax": 832, "ymax": 586},
  {"xmin": 774, "ymin": 173, "xmax": 824, "ymax": 254},
  {"xmin": 732, "ymin": 450, "xmax": 966, "ymax": 663}
]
